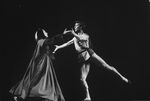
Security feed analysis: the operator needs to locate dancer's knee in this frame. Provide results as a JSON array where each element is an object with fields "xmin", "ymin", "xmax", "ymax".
[
  {"xmin": 80, "ymin": 77, "xmax": 88, "ymax": 85},
  {"xmin": 80, "ymin": 77, "xmax": 85, "ymax": 82}
]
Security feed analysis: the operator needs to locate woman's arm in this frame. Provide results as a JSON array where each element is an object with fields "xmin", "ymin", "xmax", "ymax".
[
  {"xmin": 70, "ymin": 29, "xmax": 81, "ymax": 40},
  {"xmin": 53, "ymin": 38, "xmax": 74, "ymax": 53},
  {"xmin": 63, "ymin": 28, "xmax": 81, "ymax": 40}
]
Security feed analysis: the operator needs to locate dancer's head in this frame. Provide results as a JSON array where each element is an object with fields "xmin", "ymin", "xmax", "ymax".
[{"xmin": 74, "ymin": 20, "xmax": 86, "ymax": 32}]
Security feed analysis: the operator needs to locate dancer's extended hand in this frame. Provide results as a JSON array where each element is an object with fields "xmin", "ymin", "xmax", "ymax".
[{"xmin": 53, "ymin": 45, "xmax": 59, "ymax": 54}]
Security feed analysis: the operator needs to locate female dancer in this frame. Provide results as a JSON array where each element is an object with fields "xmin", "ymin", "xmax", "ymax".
[
  {"xmin": 9, "ymin": 29, "xmax": 65, "ymax": 101},
  {"xmin": 53, "ymin": 21, "xmax": 130, "ymax": 101}
]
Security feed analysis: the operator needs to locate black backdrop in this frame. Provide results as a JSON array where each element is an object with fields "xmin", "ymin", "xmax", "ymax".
[{"xmin": 1, "ymin": 0, "xmax": 150, "ymax": 101}]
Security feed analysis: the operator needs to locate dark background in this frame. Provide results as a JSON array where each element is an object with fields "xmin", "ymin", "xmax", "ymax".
[{"xmin": 1, "ymin": 0, "xmax": 150, "ymax": 101}]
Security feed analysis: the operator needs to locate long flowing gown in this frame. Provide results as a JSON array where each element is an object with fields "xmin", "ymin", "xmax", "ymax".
[{"xmin": 9, "ymin": 37, "xmax": 65, "ymax": 101}]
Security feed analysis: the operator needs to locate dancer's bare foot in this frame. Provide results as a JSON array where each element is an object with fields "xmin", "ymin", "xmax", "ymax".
[
  {"xmin": 122, "ymin": 77, "xmax": 128, "ymax": 83},
  {"xmin": 83, "ymin": 97, "xmax": 91, "ymax": 101},
  {"xmin": 14, "ymin": 96, "xmax": 18, "ymax": 101},
  {"xmin": 122, "ymin": 77, "xmax": 131, "ymax": 84}
]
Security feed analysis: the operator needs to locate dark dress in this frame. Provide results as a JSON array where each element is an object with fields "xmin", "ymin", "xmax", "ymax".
[{"xmin": 9, "ymin": 38, "xmax": 65, "ymax": 101}]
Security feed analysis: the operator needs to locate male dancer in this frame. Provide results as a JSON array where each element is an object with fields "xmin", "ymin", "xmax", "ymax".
[{"xmin": 53, "ymin": 21, "xmax": 130, "ymax": 101}]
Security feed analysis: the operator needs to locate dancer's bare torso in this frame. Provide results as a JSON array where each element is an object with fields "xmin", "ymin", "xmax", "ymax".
[{"xmin": 73, "ymin": 33, "xmax": 90, "ymax": 62}]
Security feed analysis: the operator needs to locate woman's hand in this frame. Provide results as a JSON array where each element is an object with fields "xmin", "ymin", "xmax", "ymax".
[
  {"xmin": 53, "ymin": 45, "xmax": 59, "ymax": 54},
  {"xmin": 70, "ymin": 28, "xmax": 75, "ymax": 34},
  {"xmin": 63, "ymin": 28, "xmax": 77, "ymax": 36},
  {"xmin": 63, "ymin": 28, "xmax": 72, "ymax": 34}
]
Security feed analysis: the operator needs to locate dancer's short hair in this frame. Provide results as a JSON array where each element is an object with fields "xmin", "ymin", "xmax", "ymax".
[{"xmin": 75, "ymin": 20, "xmax": 86, "ymax": 29}]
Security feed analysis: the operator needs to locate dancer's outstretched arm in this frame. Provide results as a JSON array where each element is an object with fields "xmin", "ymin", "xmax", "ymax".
[{"xmin": 53, "ymin": 38, "xmax": 74, "ymax": 53}]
